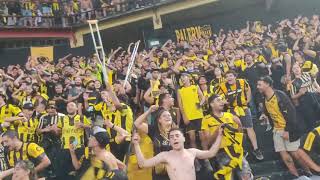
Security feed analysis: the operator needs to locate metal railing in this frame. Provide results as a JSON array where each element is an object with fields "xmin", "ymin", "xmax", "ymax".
[{"xmin": 0, "ymin": 0, "xmax": 180, "ymax": 28}]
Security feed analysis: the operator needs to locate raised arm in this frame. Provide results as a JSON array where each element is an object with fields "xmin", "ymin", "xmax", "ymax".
[
  {"xmin": 105, "ymin": 118, "xmax": 130, "ymax": 144},
  {"xmin": 143, "ymin": 87, "xmax": 155, "ymax": 105},
  {"xmin": 69, "ymin": 144, "xmax": 81, "ymax": 170},
  {"xmin": 127, "ymin": 43, "xmax": 134, "ymax": 55},
  {"xmin": 134, "ymin": 105, "xmax": 158, "ymax": 134},
  {"xmin": 105, "ymin": 84, "xmax": 122, "ymax": 109},
  {"xmin": 132, "ymin": 133, "xmax": 167, "ymax": 168},
  {"xmin": 197, "ymin": 86, "xmax": 206, "ymax": 106},
  {"xmin": 110, "ymin": 47, "xmax": 123, "ymax": 60},
  {"xmin": 292, "ymin": 37, "xmax": 302, "ymax": 51},
  {"xmin": 284, "ymin": 53, "xmax": 292, "ymax": 81},
  {"xmin": 173, "ymin": 58, "xmax": 183, "ymax": 74},
  {"xmin": 189, "ymin": 127, "xmax": 223, "ymax": 159},
  {"xmin": 35, "ymin": 154, "xmax": 51, "ymax": 173},
  {"xmin": 0, "ymin": 168, "xmax": 14, "ymax": 179},
  {"xmin": 13, "ymin": 70, "xmax": 24, "ymax": 87}
]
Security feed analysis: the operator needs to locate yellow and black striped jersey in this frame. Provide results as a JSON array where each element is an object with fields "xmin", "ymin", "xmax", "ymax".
[
  {"xmin": 103, "ymin": 104, "xmax": 133, "ymax": 144},
  {"xmin": 57, "ymin": 114, "xmax": 91, "ymax": 149},
  {"xmin": 0, "ymin": 104, "xmax": 22, "ymax": 124},
  {"xmin": 7, "ymin": 142, "xmax": 45, "ymax": 168},
  {"xmin": 16, "ymin": 115, "xmax": 39, "ymax": 143}
]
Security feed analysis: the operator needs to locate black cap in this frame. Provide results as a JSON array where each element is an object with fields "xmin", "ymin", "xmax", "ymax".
[
  {"xmin": 92, "ymin": 126, "xmax": 110, "ymax": 147},
  {"xmin": 23, "ymin": 103, "xmax": 34, "ymax": 110}
]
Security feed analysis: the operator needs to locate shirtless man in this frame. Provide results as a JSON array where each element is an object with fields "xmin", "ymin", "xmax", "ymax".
[
  {"xmin": 80, "ymin": 0, "xmax": 93, "ymax": 20},
  {"xmin": 71, "ymin": 126, "xmax": 128, "ymax": 180},
  {"xmin": 132, "ymin": 127, "xmax": 223, "ymax": 180}
]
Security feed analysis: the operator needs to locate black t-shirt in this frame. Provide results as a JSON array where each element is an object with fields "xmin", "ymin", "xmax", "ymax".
[
  {"xmin": 38, "ymin": 114, "xmax": 61, "ymax": 148},
  {"xmin": 7, "ymin": 2, "xmax": 20, "ymax": 15},
  {"xmin": 53, "ymin": 92, "xmax": 68, "ymax": 114},
  {"xmin": 204, "ymin": 69, "xmax": 215, "ymax": 83},
  {"xmin": 242, "ymin": 62, "xmax": 268, "ymax": 93},
  {"xmin": 137, "ymin": 76, "xmax": 149, "ymax": 91},
  {"xmin": 47, "ymin": 81, "xmax": 57, "ymax": 99},
  {"xmin": 262, "ymin": 46, "xmax": 272, "ymax": 62},
  {"xmin": 147, "ymin": 125, "xmax": 171, "ymax": 155},
  {"xmin": 271, "ymin": 65, "xmax": 285, "ymax": 91}
]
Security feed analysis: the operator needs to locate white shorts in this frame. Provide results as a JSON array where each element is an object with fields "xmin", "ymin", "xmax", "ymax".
[{"xmin": 273, "ymin": 130, "xmax": 300, "ymax": 152}]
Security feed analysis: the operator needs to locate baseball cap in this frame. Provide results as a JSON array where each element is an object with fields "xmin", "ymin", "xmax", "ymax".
[
  {"xmin": 23, "ymin": 103, "xmax": 34, "ymax": 110},
  {"xmin": 91, "ymin": 126, "xmax": 110, "ymax": 147},
  {"xmin": 84, "ymin": 78, "xmax": 95, "ymax": 87}
]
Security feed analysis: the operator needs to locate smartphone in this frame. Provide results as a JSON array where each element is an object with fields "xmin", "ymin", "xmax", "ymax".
[
  {"xmin": 69, "ymin": 136, "xmax": 78, "ymax": 147},
  {"xmin": 72, "ymin": 139, "xmax": 78, "ymax": 147}
]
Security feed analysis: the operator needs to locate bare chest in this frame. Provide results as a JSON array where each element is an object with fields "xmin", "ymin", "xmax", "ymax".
[{"xmin": 165, "ymin": 153, "xmax": 196, "ymax": 180}]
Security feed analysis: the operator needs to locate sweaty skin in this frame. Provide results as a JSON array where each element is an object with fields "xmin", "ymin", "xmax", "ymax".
[{"xmin": 133, "ymin": 129, "xmax": 222, "ymax": 180}]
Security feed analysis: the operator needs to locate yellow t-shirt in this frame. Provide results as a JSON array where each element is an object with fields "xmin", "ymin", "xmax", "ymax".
[
  {"xmin": 58, "ymin": 115, "xmax": 91, "ymax": 149},
  {"xmin": 80, "ymin": 157, "xmax": 116, "ymax": 180},
  {"xmin": 104, "ymin": 104, "xmax": 133, "ymax": 143},
  {"xmin": 95, "ymin": 102, "xmax": 113, "ymax": 121},
  {"xmin": 17, "ymin": 117, "xmax": 39, "ymax": 143},
  {"xmin": 178, "ymin": 85, "xmax": 203, "ymax": 120},
  {"xmin": 234, "ymin": 59, "xmax": 246, "ymax": 72},
  {"xmin": 265, "ymin": 94, "xmax": 286, "ymax": 130},
  {"xmin": 217, "ymin": 79, "xmax": 249, "ymax": 108},
  {"xmin": 8, "ymin": 142, "xmax": 45, "ymax": 167},
  {"xmin": 0, "ymin": 104, "xmax": 21, "ymax": 124},
  {"xmin": 201, "ymin": 113, "xmax": 239, "ymax": 148}
]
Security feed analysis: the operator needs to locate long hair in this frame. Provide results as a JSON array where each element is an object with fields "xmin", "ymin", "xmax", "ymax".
[{"xmin": 154, "ymin": 108, "xmax": 176, "ymax": 135}]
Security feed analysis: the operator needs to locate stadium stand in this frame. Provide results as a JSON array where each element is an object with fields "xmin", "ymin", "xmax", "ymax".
[
  {"xmin": 1, "ymin": 0, "xmax": 320, "ymax": 180},
  {"xmin": 0, "ymin": 0, "xmax": 178, "ymax": 27}
]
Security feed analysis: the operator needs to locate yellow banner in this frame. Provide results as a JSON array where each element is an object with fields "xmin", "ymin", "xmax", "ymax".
[
  {"xmin": 30, "ymin": 46, "xmax": 53, "ymax": 61},
  {"xmin": 175, "ymin": 25, "xmax": 212, "ymax": 42}
]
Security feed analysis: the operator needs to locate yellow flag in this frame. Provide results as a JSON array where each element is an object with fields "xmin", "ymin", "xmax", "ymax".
[{"xmin": 30, "ymin": 46, "xmax": 53, "ymax": 61}]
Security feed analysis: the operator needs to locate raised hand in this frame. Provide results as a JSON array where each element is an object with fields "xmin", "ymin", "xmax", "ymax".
[
  {"xmin": 132, "ymin": 133, "xmax": 141, "ymax": 145},
  {"xmin": 149, "ymin": 105, "xmax": 159, "ymax": 113}
]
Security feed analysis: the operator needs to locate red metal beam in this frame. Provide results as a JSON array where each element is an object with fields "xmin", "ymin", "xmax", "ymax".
[{"xmin": 0, "ymin": 28, "xmax": 76, "ymax": 45}]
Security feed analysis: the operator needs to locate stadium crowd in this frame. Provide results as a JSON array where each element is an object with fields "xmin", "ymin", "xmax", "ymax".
[
  {"xmin": 0, "ymin": 0, "xmax": 168, "ymax": 27},
  {"xmin": 1, "ymin": 14, "xmax": 320, "ymax": 180}
]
